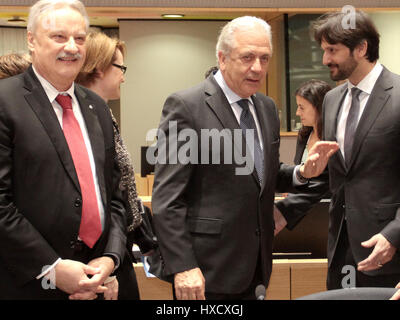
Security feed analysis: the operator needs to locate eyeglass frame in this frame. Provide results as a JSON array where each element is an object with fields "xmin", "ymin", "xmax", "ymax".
[{"xmin": 112, "ymin": 63, "xmax": 127, "ymax": 74}]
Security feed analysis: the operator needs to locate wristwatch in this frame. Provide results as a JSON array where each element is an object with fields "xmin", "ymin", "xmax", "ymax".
[{"xmin": 296, "ymin": 163, "xmax": 309, "ymax": 184}]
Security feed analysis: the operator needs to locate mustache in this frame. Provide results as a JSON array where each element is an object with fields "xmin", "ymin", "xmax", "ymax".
[{"xmin": 56, "ymin": 52, "xmax": 82, "ymax": 60}]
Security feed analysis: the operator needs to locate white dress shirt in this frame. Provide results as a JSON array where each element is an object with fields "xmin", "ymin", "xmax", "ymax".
[
  {"xmin": 32, "ymin": 66, "xmax": 105, "ymax": 279},
  {"xmin": 213, "ymin": 70, "xmax": 304, "ymax": 184},
  {"xmin": 336, "ymin": 62, "xmax": 383, "ymax": 159},
  {"xmin": 214, "ymin": 70, "xmax": 264, "ymax": 150}
]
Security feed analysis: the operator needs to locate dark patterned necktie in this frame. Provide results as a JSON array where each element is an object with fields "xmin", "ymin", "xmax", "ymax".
[
  {"xmin": 344, "ymin": 87, "xmax": 362, "ymax": 167},
  {"xmin": 237, "ymin": 99, "xmax": 264, "ymax": 184}
]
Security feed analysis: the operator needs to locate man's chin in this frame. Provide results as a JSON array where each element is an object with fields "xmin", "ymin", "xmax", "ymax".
[{"xmin": 330, "ymin": 71, "xmax": 346, "ymax": 82}]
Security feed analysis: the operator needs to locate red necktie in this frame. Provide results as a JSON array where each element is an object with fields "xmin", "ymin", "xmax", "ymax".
[{"xmin": 56, "ymin": 94, "xmax": 102, "ymax": 248}]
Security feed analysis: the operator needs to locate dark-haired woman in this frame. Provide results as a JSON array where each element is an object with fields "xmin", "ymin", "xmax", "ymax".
[{"xmin": 274, "ymin": 79, "xmax": 332, "ymax": 233}]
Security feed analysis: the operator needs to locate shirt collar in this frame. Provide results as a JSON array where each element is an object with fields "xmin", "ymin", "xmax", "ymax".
[
  {"xmin": 32, "ymin": 65, "xmax": 75, "ymax": 103},
  {"xmin": 214, "ymin": 70, "xmax": 254, "ymax": 106},
  {"xmin": 347, "ymin": 61, "xmax": 383, "ymax": 95}
]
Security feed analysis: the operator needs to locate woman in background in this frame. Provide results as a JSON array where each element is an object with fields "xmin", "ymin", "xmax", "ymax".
[
  {"xmin": 0, "ymin": 53, "xmax": 31, "ymax": 79},
  {"xmin": 76, "ymin": 31, "xmax": 148, "ymax": 300},
  {"xmin": 274, "ymin": 79, "xmax": 332, "ymax": 234}
]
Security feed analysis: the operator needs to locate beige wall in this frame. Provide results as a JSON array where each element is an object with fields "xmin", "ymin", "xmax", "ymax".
[
  {"xmin": 370, "ymin": 12, "xmax": 400, "ymax": 74},
  {"xmin": 118, "ymin": 13, "xmax": 400, "ymax": 173},
  {"xmin": 119, "ymin": 20, "xmax": 226, "ymax": 172}
]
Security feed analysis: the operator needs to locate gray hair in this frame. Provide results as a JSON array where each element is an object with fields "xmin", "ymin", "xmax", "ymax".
[
  {"xmin": 216, "ymin": 16, "xmax": 273, "ymax": 64},
  {"xmin": 27, "ymin": 0, "xmax": 89, "ymax": 34}
]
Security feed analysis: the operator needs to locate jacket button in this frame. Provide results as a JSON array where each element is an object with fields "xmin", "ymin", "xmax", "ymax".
[
  {"xmin": 74, "ymin": 198, "xmax": 82, "ymax": 207},
  {"xmin": 255, "ymin": 229, "xmax": 260, "ymax": 236}
]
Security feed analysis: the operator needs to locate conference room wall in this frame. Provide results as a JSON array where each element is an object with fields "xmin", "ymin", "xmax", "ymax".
[
  {"xmin": 370, "ymin": 12, "xmax": 400, "ymax": 74},
  {"xmin": 119, "ymin": 20, "xmax": 227, "ymax": 173}
]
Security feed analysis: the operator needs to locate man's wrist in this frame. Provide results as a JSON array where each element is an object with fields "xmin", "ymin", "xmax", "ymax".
[
  {"xmin": 104, "ymin": 254, "xmax": 120, "ymax": 274},
  {"xmin": 296, "ymin": 164, "xmax": 309, "ymax": 183}
]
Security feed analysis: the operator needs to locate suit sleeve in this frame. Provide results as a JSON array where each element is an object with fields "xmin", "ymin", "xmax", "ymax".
[
  {"xmin": 98, "ymin": 102, "xmax": 127, "ymax": 265},
  {"xmin": 276, "ymin": 169, "xmax": 330, "ymax": 230},
  {"xmin": 103, "ymin": 155, "xmax": 127, "ymax": 265},
  {"xmin": 151, "ymin": 93, "xmax": 199, "ymax": 277},
  {"xmin": 0, "ymin": 102, "xmax": 59, "ymax": 286},
  {"xmin": 276, "ymin": 99, "xmax": 330, "ymax": 230}
]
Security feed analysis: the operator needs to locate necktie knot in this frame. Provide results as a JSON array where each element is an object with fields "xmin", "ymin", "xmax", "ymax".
[
  {"xmin": 237, "ymin": 99, "xmax": 250, "ymax": 112},
  {"xmin": 351, "ymin": 87, "xmax": 362, "ymax": 101},
  {"xmin": 56, "ymin": 94, "xmax": 72, "ymax": 110}
]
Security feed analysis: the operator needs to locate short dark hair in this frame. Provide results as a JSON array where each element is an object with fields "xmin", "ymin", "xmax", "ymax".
[
  {"xmin": 313, "ymin": 10, "xmax": 380, "ymax": 62},
  {"xmin": 296, "ymin": 79, "xmax": 332, "ymax": 140}
]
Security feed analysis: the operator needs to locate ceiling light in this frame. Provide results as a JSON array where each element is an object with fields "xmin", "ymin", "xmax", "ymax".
[
  {"xmin": 7, "ymin": 16, "xmax": 26, "ymax": 23},
  {"xmin": 162, "ymin": 14, "xmax": 185, "ymax": 19}
]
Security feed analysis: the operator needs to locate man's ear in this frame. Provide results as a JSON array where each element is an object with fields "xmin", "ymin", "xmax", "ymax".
[
  {"xmin": 27, "ymin": 31, "xmax": 35, "ymax": 53},
  {"xmin": 218, "ymin": 51, "xmax": 226, "ymax": 71},
  {"xmin": 355, "ymin": 40, "xmax": 368, "ymax": 60}
]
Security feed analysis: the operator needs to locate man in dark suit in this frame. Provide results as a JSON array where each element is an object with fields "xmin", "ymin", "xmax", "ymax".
[
  {"xmin": 151, "ymin": 16, "xmax": 338, "ymax": 300},
  {"xmin": 275, "ymin": 10, "xmax": 400, "ymax": 289},
  {"xmin": 0, "ymin": 0, "xmax": 126, "ymax": 299}
]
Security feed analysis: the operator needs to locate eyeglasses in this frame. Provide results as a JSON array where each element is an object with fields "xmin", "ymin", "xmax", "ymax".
[{"xmin": 112, "ymin": 63, "xmax": 127, "ymax": 74}]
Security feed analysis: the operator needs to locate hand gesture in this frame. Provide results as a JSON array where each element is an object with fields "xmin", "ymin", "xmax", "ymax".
[{"xmin": 301, "ymin": 141, "xmax": 339, "ymax": 178}]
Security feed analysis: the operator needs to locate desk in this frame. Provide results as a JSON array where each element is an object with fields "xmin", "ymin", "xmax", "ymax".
[
  {"xmin": 135, "ymin": 195, "xmax": 329, "ymax": 299},
  {"xmin": 133, "ymin": 259, "xmax": 328, "ymax": 300}
]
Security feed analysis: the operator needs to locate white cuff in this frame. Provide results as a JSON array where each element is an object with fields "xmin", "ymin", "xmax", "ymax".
[{"xmin": 36, "ymin": 258, "xmax": 62, "ymax": 279}]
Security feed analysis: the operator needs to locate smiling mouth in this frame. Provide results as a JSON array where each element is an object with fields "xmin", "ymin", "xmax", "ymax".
[
  {"xmin": 328, "ymin": 64, "xmax": 338, "ymax": 71},
  {"xmin": 58, "ymin": 57, "xmax": 78, "ymax": 62},
  {"xmin": 246, "ymin": 79, "xmax": 260, "ymax": 83}
]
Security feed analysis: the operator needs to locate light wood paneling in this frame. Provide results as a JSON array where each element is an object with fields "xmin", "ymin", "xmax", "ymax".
[
  {"xmin": 134, "ymin": 263, "xmax": 173, "ymax": 300},
  {"xmin": 135, "ymin": 173, "xmax": 149, "ymax": 196},
  {"xmin": 290, "ymin": 259, "xmax": 328, "ymax": 299},
  {"xmin": 266, "ymin": 261, "xmax": 291, "ymax": 300}
]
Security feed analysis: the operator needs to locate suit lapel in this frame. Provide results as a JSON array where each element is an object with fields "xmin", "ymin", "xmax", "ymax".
[
  {"xmin": 23, "ymin": 67, "xmax": 81, "ymax": 193},
  {"xmin": 325, "ymin": 84, "xmax": 347, "ymax": 172},
  {"xmin": 204, "ymin": 77, "xmax": 261, "ymax": 187},
  {"xmin": 252, "ymin": 95, "xmax": 271, "ymax": 192},
  {"xmin": 346, "ymin": 68, "xmax": 392, "ymax": 171},
  {"xmin": 204, "ymin": 77, "xmax": 241, "ymax": 131},
  {"xmin": 23, "ymin": 67, "xmax": 107, "ymax": 203},
  {"xmin": 75, "ymin": 85, "xmax": 107, "ymax": 205}
]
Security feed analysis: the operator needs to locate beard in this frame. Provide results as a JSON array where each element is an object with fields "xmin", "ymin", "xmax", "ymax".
[{"xmin": 327, "ymin": 55, "xmax": 358, "ymax": 81}]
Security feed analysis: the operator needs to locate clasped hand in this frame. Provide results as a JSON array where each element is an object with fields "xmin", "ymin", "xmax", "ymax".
[{"xmin": 52, "ymin": 256, "xmax": 117, "ymax": 300}]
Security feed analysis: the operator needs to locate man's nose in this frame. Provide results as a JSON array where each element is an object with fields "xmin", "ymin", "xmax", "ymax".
[
  {"xmin": 64, "ymin": 37, "xmax": 78, "ymax": 53},
  {"xmin": 322, "ymin": 52, "xmax": 330, "ymax": 66},
  {"xmin": 251, "ymin": 58, "xmax": 263, "ymax": 72}
]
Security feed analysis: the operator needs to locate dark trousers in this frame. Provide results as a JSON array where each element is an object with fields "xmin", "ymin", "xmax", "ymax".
[{"xmin": 327, "ymin": 221, "xmax": 400, "ymax": 289}]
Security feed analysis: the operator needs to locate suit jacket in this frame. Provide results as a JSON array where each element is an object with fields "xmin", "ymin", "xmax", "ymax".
[
  {"xmin": 276, "ymin": 130, "xmax": 330, "ymax": 229},
  {"xmin": 0, "ymin": 66, "xmax": 127, "ymax": 299},
  {"xmin": 322, "ymin": 66, "xmax": 400, "ymax": 275},
  {"xmin": 152, "ymin": 75, "xmax": 297, "ymax": 294}
]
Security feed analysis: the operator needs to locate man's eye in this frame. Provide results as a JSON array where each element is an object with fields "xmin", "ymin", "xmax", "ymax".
[
  {"xmin": 53, "ymin": 35, "xmax": 66, "ymax": 41},
  {"xmin": 75, "ymin": 37, "xmax": 86, "ymax": 44},
  {"xmin": 242, "ymin": 55, "xmax": 253, "ymax": 62}
]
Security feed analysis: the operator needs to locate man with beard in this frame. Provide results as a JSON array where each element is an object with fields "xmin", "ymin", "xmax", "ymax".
[{"xmin": 274, "ymin": 10, "xmax": 400, "ymax": 289}]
